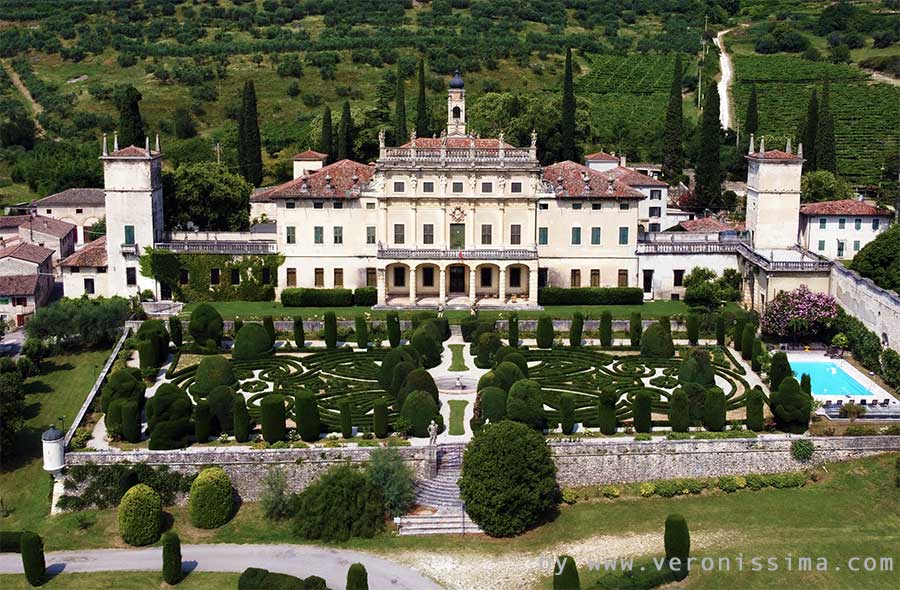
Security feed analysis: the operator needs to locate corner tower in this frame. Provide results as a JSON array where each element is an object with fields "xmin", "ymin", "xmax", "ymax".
[
  {"xmin": 101, "ymin": 133, "xmax": 164, "ymax": 296},
  {"xmin": 744, "ymin": 136, "xmax": 804, "ymax": 251},
  {"xmin": 447, "ymin": 70, "xmax": 466, "ymax": 136}
]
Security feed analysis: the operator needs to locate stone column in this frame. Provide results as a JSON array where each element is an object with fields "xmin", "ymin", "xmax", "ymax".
[
  {"xmin": 499, "ymin": 267, "xmax": 506, "ymax": 302},
  {"xmin": 411, "ymin": 206, "xmax": 418, "ymax": 247},
  {"xmin": 376, "ymin": 268, "xmax": 387, "ymax": 305},
  {"xmin": 469, "ymin": 268, "xmax": 477, "ymax": 302},
  {"xmin": 379, "ymin": 203, "xmax": 389, "ymax": 244},
  {"xmin": 528, "ymin": 264, "xmax": 539, "ymax": 306},
  {"xmin": 439, "ymin": 267, "xmax": 446, "ymax": 304},
  {"xmin": 409, "ymin": 267, "xmax": 417, "ymax": 305},
  {"xmin": 499, "ymin": 206, "xmax": 505, "ymax": 246}
]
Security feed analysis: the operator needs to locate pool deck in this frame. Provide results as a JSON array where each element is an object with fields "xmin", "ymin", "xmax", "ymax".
[{"xmin": 786, "ymin": 352, "xmax": 898, "ymax": 415}]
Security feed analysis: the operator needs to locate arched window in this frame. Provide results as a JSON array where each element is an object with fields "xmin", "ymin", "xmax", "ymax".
[{"xmin": 452, "ymin": 106, "xmax": 461, "ymax": 120}]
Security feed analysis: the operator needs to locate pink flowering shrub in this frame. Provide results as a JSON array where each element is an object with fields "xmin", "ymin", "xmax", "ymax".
[{"xmin": 760, "ymin": 285, "xmax": 838, "ymax": 340}]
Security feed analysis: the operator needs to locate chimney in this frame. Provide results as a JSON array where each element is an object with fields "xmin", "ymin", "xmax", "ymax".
[
  {"xmin": 748, "ymin": 133, "xmax": 755, "ymax": 154},
  {"xmin": 102, "ymin": 133, "xmax": 108, "ymax": 156},
  {"xmin": 620, "ymin": 154, "xmax": 627, "ymax": 168},
  {"xmin": 759, "ymin": 137, "xmax": 766, "ymax": 154},
  {"xmin": 785, "ymin": 138, "xmax": 792, "ymax": 154},
  {"xmin": 113, "ymin": 132, "xmax": 119, "ymax": 152},
  {"xmin": 798, "ymin": 143, "xmax": 804, "ymax": 159}
]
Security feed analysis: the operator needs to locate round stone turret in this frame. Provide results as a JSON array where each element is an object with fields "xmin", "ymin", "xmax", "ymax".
[{"xmin": 42, "ymin": 425, "xmax": 65, "ymax": 474}]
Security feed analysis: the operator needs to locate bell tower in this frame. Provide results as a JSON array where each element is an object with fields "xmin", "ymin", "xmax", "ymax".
[
  {"xmin": 744, "ymin": 136, "xmax": 804, "ymax": 251},
  {"xmin": 447, "ymin": 70, "xmax": 466, "ymax": 136}
]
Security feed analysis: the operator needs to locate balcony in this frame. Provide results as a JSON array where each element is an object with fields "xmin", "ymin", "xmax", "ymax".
[
  {"xmin": 378, "ymin": 147, "xmax": 538, "ymax": 167},
  {"xmin": 737, "ymin": 244, "xmax": 833, "ymax": 273},
  {"xmin": 120, "ymin": 243, "xmax": 139, "ymax": 255},
  {"xmin": 153, "ymin": 241, "xmax": 278, "ymax": 255},
  {"xmin": 377, "ymin": 245, "xmax": 538, "ymax": 260}
]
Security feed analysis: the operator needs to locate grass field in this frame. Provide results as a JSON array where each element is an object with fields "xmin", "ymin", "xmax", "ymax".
[
  {"xmin": 0, "ymin": 572, "xmax": 240, "ymax": 590},
  {"xmin": 448, "ymin": 400, "xmax": 468, "ymax": 436},
  {"xmin": 448, "ymin": 344, "xmax": 468, "ymax": 372}
]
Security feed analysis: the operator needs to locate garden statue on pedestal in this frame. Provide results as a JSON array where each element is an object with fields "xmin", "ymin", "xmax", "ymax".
[{"xmin": 428, "ymin": 420, "xmax": 438, "ymax": 446}]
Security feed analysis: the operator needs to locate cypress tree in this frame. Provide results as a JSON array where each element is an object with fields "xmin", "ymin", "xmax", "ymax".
[
  {"xmin": 320, "ymin": 106, "xmax": 334, "ymax": 164},
  {"xmin": 168, "ymin": 316, "xmax": 183, "ymax": 348},
  {"xmin": 664, "ymin": 514, "xmax": 691, "ymax": 580},
  {"xmin": 395, "ymin": 66, "xmax": 408, "ymax": 143},
  {"xmin": 769, "ymin": 352, "xmax": 793, "ymax": 391},
  {"xmin": 347, "ymin": 563, "xmax": 369, "ymax": 590},
  {"xmin": 816, "ymin": 80, "xmax": 836, "ymax": 173},
  {"xmin": 260, "ymin": 396, "xmax": 286, "ymax": 442},
  {"xmin": 233, "ymin": 395, "xmax": 251, "ymax": 442},
  {"xmin": 597, "ymin": 392, "xmax": 618, "ymax": 435},
  {"xmin": 195, "ymin": 400, "xmax": 211, "ymax": 442},
  {"xmin": 339, "ymin": 400, "xmax": 353, "ymax": 439},
  {"xmin": 744, "ymin": 83, "xmax": 759, "ymax": 140},
  {"xmin": 669, "ymin": 389, "xmax": 690, "ymax": 433},
  {"xmin": 237, "ymin": 80, "xmax": 263, "ymax": 186},
  {"xmin": 508, "ymin": 312, "xmax": 519, "ymax": 347},
  {"xmin": 801, "ymin": 373, "xmax": 812, "ymax": 395},
  {"xmin": 324, "ymin": 311, "xmax": 338, "ymax": 349},
  {"xmin": 293, "ymin": 316, "xmax": 305, "ymax": 348},
  {"xmin": 114, "ymin": 85, "xmax": 145, "ymax": 149},
  {"xmin": 560, "ymin": 393, "xmax": 576, "ymax": 435},
  {"xmin": 599, "ymin": 311, "xmax": 613, "ymax": 347},
  {"xmin": 629, "ymin": 312, "xmax": 642, "ymax": 347},
  {"xmin": 741, "ymin": 323, "xmax": 755, "ymax": 360},
  {"xmin": 386, "ymin": 312, "xmax": 401, "ymax": 348},
  {"xmin": 800, "ymin": 89, "xmax": 819, "ymax": 172},
  {"xmin": 746, "ymin": 385, "xmax": 765, "ymax": 431},
  {"xmin": 661, "ymin": 54, "xmax": 684, "ymax": 180},
  {"xmin": 569, "ymin": 312, "xmax": 584, "ymax": 347},
  {"xmin": 355, "ymin": 315, "xmax": 368, "ymax": 349},
  {"xmin": 295, "ymin": 390, "xmax": 321, "ymax": 442},
  {"xmin": 715, "ymin": 314, "xmax": 727, "ymax": 346},
  {"xmin": 560, "ymin": 48, "xmax": 577, "ymax": 162},
  {"xmin": 415, "ymin": 58, "xmax": 429, "ymax": 137},
  {"xmin": 373, "ymin": 399, "xmax": 389, "ymax": 438},
  {"xmin": 337, "ymin": 101, "xmax": 354, "ymax": 161},
  {"xmin": 695, "ymin": 83, "xmax": 722, "ymax": 210},
  {"xmin": 703, "ymin": 387, "xmax": 726, "ymax": 432},
  {"xmin": 553, "ymin": 554, "xmax": 581, "ymax": 590},
  {"xmin": 162, "ymin": 531, "xmax": 183, "ymax": 585},
  {"xmin": 20, "ymin": 531, "xmax": 45, "ymax": 587},
  {"xmin": 632, "ymin": 390, "xmax": 653, "ymax": 433},
  {"xmin": 686, "ymin": 313, "xmax": 699, "ymax": 346}
]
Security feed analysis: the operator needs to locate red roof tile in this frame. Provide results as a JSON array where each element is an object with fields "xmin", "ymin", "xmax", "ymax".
[
  {"xmin": 106, "ymin": 145, "xmax": 160, "ymax": 158},
  {"xmin": 0, "ymin": 242, "xmax": 53, "ymax": 264},
  {"xmin": 292, "ymin": 150, "xmax": 328, "ymax": 161},
  {"xmin": 0, "ymin": 274, "xmax": 39, "ymax": 296},
  {"xmin": 678, "ymin": 217, "xmax": 734, "ymax": 232},
  {"xmin": 397, "ymin": 137, "xmax": 515, "ymax": 149},
  {"xmin": 584, "ymin": 151, "xmax": 619, "ymax": 161},
  {"xmin": 610, "ymin": 166, "xmax": 668, "ymax": 187},
  {"xmin": 542, "ymin": 161, "xmax": 644, "ymax": 199},
  {"xmin": 747, "ymin": 150, "xmax": 802, "ymax": 161},
  {"xmin": 20, "ymin": 215, "xmax": 76, "ymax": 239},
  {"xmin": 0, "ymin": 215, "xmax": 31, "ymax": 229},
  {"xmin": 61, "ymin": 237, "xmax": 107, "ymax": 267},
  {"xmin": 800, "ymin": 199, "xmax": 892, "ymax": 217},
  {"xmin": 32, "ymin": 188, "xmax": 105, "ymax": 207},
  {"xmin": 253, "ymin": 160, "xmax": 374, "ymax": 200}
]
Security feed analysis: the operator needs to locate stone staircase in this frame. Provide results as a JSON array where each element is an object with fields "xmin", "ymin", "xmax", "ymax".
[{"xmin": 397, "ymin": 511, "xmax": 482, "ymax": 535}]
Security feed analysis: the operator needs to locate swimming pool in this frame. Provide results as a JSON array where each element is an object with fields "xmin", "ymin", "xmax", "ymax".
[{"xmin": 790, "ymin": 361, "xmax": 872, "ymax": 397}]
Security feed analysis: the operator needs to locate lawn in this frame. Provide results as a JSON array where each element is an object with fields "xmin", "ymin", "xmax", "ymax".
[
  {"xmin": 181, "ymin": 300, "xmax": 739, "ymax": 322},
  {"xmin": 448, "ymin": 344, "xmax": 468, "ymax": 371},
  {"xmin": 0, "ymin": 350, "xmax": 109, "ymax": 537},
  {"xmin": 0, "ymin": 572, "xmax": 239, "ymax": 590},
  {"xmin": 448, "ymin": 400, "xmax": 468, "ymax": 436}
]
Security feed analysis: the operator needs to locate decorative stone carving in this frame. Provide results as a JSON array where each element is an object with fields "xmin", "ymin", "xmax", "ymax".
[{"xmin": 449, "ymin": 206, "xmax": 466, "ymax": 222}]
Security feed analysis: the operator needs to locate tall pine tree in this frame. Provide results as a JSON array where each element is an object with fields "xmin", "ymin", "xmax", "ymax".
[
  {"xmin": 237, "ymin": 80, "xmax": 263, "ymax": 186},
  {"xmin": 816, "ymin": 81, "xmax": 836, "ymax": 173},
  {"xmin": 395, "ymin": 66, "xmax": 408, "ymax": 143},
  {"xmin": 114, "ymin": 86, "xmax": 145, "ymax": 149},
  {"xmin": 661, "ymin": 54, "xmax": 684, "ymax": 180},
  {"xmin": 744, "ymin": 84, "xmax": 759, "ymax": 140},
  {"xmin": 337, "ymin": 101, "xmax": 354, "ymax": 161},
  {"xmin": 800, "ymin": 90, "xmax": 818, "ymax": 172},
  {"xmin": 320, "ymin": 106, "xmax": 334, "ymax": 164},
  {"xmin": 694, "ymin": 83, "xmax": 722, "ymax": 210},
  {"xmin": 415, "ymin": 58, "xmax": 429, "ymax": 138},
  {"xmin": 560, "ymin": 47, "xmax": 577, "ymax": 162}
]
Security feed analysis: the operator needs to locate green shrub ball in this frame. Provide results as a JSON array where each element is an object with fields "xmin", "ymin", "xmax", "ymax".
[
  {"xmin": 192, "ymin": 355, "xmax": 237, "ymax": 397},
  {"xmin": 189, "ymin": 467, "xmax": 234, "ymax": 529},
  {"xmin": 117, "ymin": 484, "xmax": 162, "ymax": 546},
  {"xmin": 232, "ymin": 323, "xmax": 273, "ymax": 360}
]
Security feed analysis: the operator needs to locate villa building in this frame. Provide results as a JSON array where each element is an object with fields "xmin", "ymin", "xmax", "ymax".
[
  {"xmin": 31, "ymin": 188, "xmax": 106, "ymax": 244},
  {"xmin": 799, "ymin": 199, "xmax": 892, "ymax": 261}
]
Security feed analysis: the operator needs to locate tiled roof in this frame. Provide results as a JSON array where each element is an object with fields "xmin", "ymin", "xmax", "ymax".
[
  {"xmin": 20, "ymin": 215, "xmax": 76, "ymax": 239},
  {"xmin": 611, "ymin": 166, "xmax": 668, "ymax": 187},
  {"xmin": 250, "ymin": 186, "xmax": 274, "ymax": 203},
  {"xmin": 61, "ymin": 237, "xmax": 107, "ymax": 268},
  {"xmin": 584, "ymin": 151, "xmax": 619, "ymax": 161},
  {"xmin": 747, "ymin": 150, "xmax": 802, "ymax": 162},
  {"xmin": 800, "ymin": 199, "xmax": 892, "ymax": 217},
  {"xmin": 292, "ymin": 150, "xmax": 328, "ymax": 161},
  {"xmin": 106, "ymin": 145, "xmax": 160, "ymax": 158},
  {"xmin": 397, "ymin": 137, "xmax": 515, "ymax": 149},
  {"xmin": 0, "ymin": 215, "xmax": 31, "ymax": 229},
  {"xmin": 0, "ymin": 242, "xmax": 53, "ymax": 264},
  {"xmin": 678, "ymin": 217, "xmax": 734, "ymax": 232},
  {"xmin": 0, "ymin": 274, "xmax": 39, "ymax": 296},
  {"xmin": 253, "ymin": 159, "xmax": 374, "ymax": 200},
  {"xmin": 32, "ymin": 188, "xmax": 105, "ymax": 207},
  {"xmin": 542, "ymin": 161, "xmax": 645, "ymax": 199}
]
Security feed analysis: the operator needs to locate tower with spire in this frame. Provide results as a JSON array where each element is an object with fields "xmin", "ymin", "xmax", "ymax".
[
  {"xmin": 744, "ymin": 135, "xmax": 805, "ymax": 250},
  {"xmin": 447, "ymin": 70, "xmax": 466, "ymax": 136}
]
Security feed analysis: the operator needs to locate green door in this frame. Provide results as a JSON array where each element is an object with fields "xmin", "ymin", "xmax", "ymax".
[{"xmin": 450, "ymin": 223, "xmax": 465, "ymax": 249}]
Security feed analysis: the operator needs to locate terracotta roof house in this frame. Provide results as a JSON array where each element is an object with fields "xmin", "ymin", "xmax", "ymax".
[
  {"xmin": 254, "ymin": 159, "xmax": 375, "ymax": 201},
  {"xmin": 60, "ymin": 237, "xmax": 109, "ymax": 298},
  {"xmin": 31, "ymin": 188, "xmax": 106, "ymax": 245},
  {"xmin": 799, "ymin": 199, "xmax": 893, "ymax": 261},
  {"xmin": 543, "ymin": 161, "xmax": 645, "ymax": 199},
  {"xmin": 18, "ymin": 215, "xmax": 77, "ymax": 265},
  {"xmin": 0, "ymin": 242, "xmax": 54, "ymax": 326}
]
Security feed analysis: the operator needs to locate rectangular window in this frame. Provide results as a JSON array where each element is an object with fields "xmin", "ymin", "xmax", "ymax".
[
  {"xmin": 124, "ymin": 225, "xmax": 135, "ymax": 245},
  {"xmin": 571, "ymin": 269, "xmax": 581, "ymax": 288},
  {"xmin": 853, "ymin": 240, "xmax": 861, "ymax": 251},
  {"xmin": 481, "ymin": 224, "xmax": 492, "ymax": 245},
  {"xmin": 511, "ymin": 182, "xmax": 522, "ymax": 193},
  {"xmin": 286, "ymin": 268, "xmax": 297, "ymax": 287},
  {"xmin": 314, "ymin": 226, "xmax": 323, "ymax": 244},
  {"xmin": 538, "ymin": 227, "xmax": 548, "ymax": 245},
  {"xmin": 313, "ymin": 201, "xmax": 324, "ymax": 209},
  {"xmin": 618, "ymin": 227, "xmax": 629, "ymax": 244},
  {"xmin": 262, "ymin": 268, "xmax": 272, "ymax": 284},
  {"xmin": 510, "ymin": 224, "xmax": 521, "ymax": 245},
  {"xmin": 572, "ymin": 202, "xmax": 582, "ymax": 210},
  {"xmin": 872, "ymin": 218, "xmax": 880, "ymax": 230},
  {"xmin": 366, "ymin": 268, "xmax": 376, "ymax": 287},
  {"xmin": 480, "ymin": 267, "xmax": 492, "ymax": 288},
  {"xmin": 591, "ymin": 227, "xmax": 601, "ymax": 245},
  {"xmin": 452, "ymin": 182, "xmax": 464, "ymax": 193},
  {"xmin": 819, "ymin": 217, "xmax": 827, "ymax": 229},
  {"xmin": 366, "ymin": 201, "xmax": 376, "ymax": 209},
  {"xmin": 126, "ymin": 268, "xmax": 137, "ymax": 286},
  {"xmin": 539, "ymin": 202, "xmax": 549, "ymax": 210},
  {"xmin": 333, "ymin": 226, "xmax": 343, "ymax": 244},
  {"xmin": 481, "ymin": 182, "xmax": 492, "ymax": 193},
  {"xmin": 649, "ymin": 223, "xmax": 660, "ymax": 232},
  {"xmin": 618, "ymin": 269, "xmax": 628, "ymax": 287},
  {"xmin": 231, "ymin": 268, "xmax": 240, "ymax": 285},
  {"xmin": 334, "ymin": 268, "xmax": 343, "ymax": 287},
  {"xmin": 394, "ymin": 224, "xmax": 405, "ymax": 244},
  {"xmin": 590, "ymin": 269, "xmax": 600, "ymax": 287},
  {"xmin": 649, "ymin": 207, "xmax": 661, "ymax": 218},
  {"xmin": 854, "ymin": 218, "xmax": 861, "ymax": 230},
  {"xmin": 673, "ymin": 269, "xmax": 685, "ymax": 287},
  {"xmin": 650, "ymin": 189, "xmax": 662, "ymax": 200},
  {"xmin": 619, "ymin": 203, "xmax": 630, "ymax": 210},
  {"xmin": 286, "ymin": 201, "xmax": 296, "ymax": 209},
  {"xmin": 509, "ymin": 267, "xmax": 521, "ymax": 288},
  {"xmin": 286, "ymin": 226, "xmax": 296, "ymax": 244},
  {"xmin": 314, "ymin": 268, "xmax": 324, "ymax": 287},
  {"xmin": 838, "ymin": 218, "xmax": 846, "ymax": 229},
  {"xmin": 422, "ymin": 267, "xmax": 435, "ymax": 287},
  {"xmin": 366, "ymin": 226, "xmax": 376, "ymax": 244},
  {"xmin": 333, "ymin": 201, "xmax": 343, "ymax": 209},
  {"xmin": 817, "ymin": 240, "xmax": 826, "ymax": 251},
  {"xmin": 178, "ymin": 269, "xmax": 189, "ymax": 285},
  {"xmin": 393, "ymin": 181, "xmax": 405, "ymax": 193},
  {"xmin": 45, "ymin": 209, "xmax": 51, "ymax": 214},
  {"xmin": 592, "ymin": 203, "xmax": 602, "ymax": 210},
  {"xmin": 423, "ymin": 224, "xmax": 434, "ymax": 245},
  {"xmin": 837, "ymin": 241, "xmax": 845, "ymax": 257},
  {"xmin": 423, "ymin": 181, "xmax": 434, "ymax": 193},
  {"xmin": 210, "ymin": 268, "xmax": 220, "ymax": 285},
  {"xmin": 571, "ymin": 227, "xmax": 581, "ymax": 245},
  {"xmin": 71, "ymin": 266, "xmax": 80, "ymax": 273},
  {"xmin": 393, "ymin": 266, "xmax": 405, "ymax": 287},
  {"xmin": 98, "ymin": 266, "xmax": 107, "ymax": 273},
  {"xmin": 84, "ymin": 278, "xmax": 94, "ymax": 294}
]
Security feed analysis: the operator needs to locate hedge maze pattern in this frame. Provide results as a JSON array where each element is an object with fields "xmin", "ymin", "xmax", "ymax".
[
  {"xmin": 165, "ymin": 349, "xmax": 392, "ymax": 432},
  {"xmin": 522, "ymin": 347, "xmax": 750, "ymax": 427}
]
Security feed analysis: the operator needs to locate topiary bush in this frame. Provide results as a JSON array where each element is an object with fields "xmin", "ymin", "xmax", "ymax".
[
  {"xmin": 715, "ymin": 314, "xmax": 727, "ymax": 346},
  {"xmin": 146, "ymin": 383, "xmax": 193, "ymax": 450},
  {"xmin": 475, "ymin": 331, "xmax": 503, "ymax": 367},
  {"xmin": 232, "ymin": 323, "xmax": 273, "ymax": 361},
  {"xmin": 378, "ymin": 345, "xmax": 420, "ymax": 390},
  {"xmin": 506, "ymin": 379, "xmax": 544, "ymax": 430},
  {"xmin": 373, "ymin": 399, "xmax": 389, "ymax": 438},
  {"xmin": 669, "ymin": 389, "xmax": 690, "ymax": 433},
  {"xmin": 194, "ymin": 399, "xmax": 212, "ymax": 442},
  {"xmin": 189, "ymin": 303, "xmax": 224, "ymax": 346},
  {"xmin": 732, "ymin": 316, "xmax": 746, "ymax": 351},
  {"xmin": 192, "ymin": 355, "xmax": 237, "ymax": 397},
  {"xmin": 120, "ymin": 400, "xmax": 141, "ymax": 443},
  {"xmin": 632, "ymin": 390, "xmax": 653, "ymax": 433},
  {"xmin": 295, "ymin": 390, "xmax": 321, "ymax": 442},
  {"xmin": 553, "ymin": 554, "xmax": 580, "ymax": 590},
  {"xmin": 459, "ymin": 420, "xmax": 558, "ymax": 537},
  {"xmin": 597, "ymin": 391, "xmax": 618, "ymax": 434},
  {"xmin": 503, "ymin": 351, "xmax": 529, "ymax": 377},
  {"xmin": 399, "ymin": 390, "xmax": 440, "ymax": 437},
  {"xmin": 162, "ymin": 531, "xmax": 182, "ymax": 585},
  {"xmin": 262, "ymin": 316, "xmax": 276, "ymax": 346},
  {"xmin": 234, "ymin": 394, "xmax": 251, "ymax": 442},
  {"xmin": 347, "ymin": 563, "xmax": 369, "ymax": 590},
  {"xmin": 135, "ymin": 319, "xmax": 170, "ymax": 370},
  {"xmin": 480, "ymin": 387, "xmax": 508, "ymax": 423},
  {"xmin": 292, "ymin": 465, "xmax": 384, "ymax": 542},
  {"xmin": 746, "ymin": 386, "xmax": 766, "ymax": 431},
  {"xmin": 101, "ymin": 367, "xmax": 145, "ymax": 414},
  {"xmin": 390, "ymin": 361, "xmax": 417, "ymax": 406},
  {"xmin": 770, "ymin": 377, "xmax": 811, "ymax": 434},
  {"xmin": 769, "ymin": 351, "xmax": 792, "ymax": 390},
  {"xmin": 355, "ymin": 315, "xmax": 369, "ymax": 348},
  {"xmin": 399, "ymin": 368, "xmax": 439, "ymax": 405},
  {"xmin": 189, "ymin": 467, "xmax": 233, "ymax": 529},
  {"xmin": 261, "ymin": 395, "xmax": 286, "ymax": 442},
  {"xmin": 411, "ymin": 322, "xmax": 442, "ymax": 368},
  {"xmin": 208, "ymin": 385, "xmax": 237, "ymax": 434},
  {"xmin": 508, "ymin": 312, "xmax": 519, "ymax": 347},
  {"xmin": 233, "ymin": 317, "xmax": 243, "ymax": 336},
  {"xmin": 800, "ymin": 373, "xmax": 811, "ymax": 395},
  {"xmin": 702, "ymin": 387, "xmax": 726, "ymax": 432},
  {"xmin": 599, "ymin": 311, "xmax": 613, "ymax": 347},
  {"xmin": 640, "ymin": 324, "xmax": 674, "ymax": 358},
  {"xmin": 117, "ymin": 484, "xmax": 161, "ymax": 546},
  {"xmin": 741, "ymin": 322, "xmax": 756, "ymax": 360},
  {"xmin": 629, "ymin": 312, "xmax": 642, "ymax": 346},
  {"xmin": 293, "ymin": 316, "xmax": 305, "ymax": 348},
  {"xmin": 560, "ymin": 392, "xmax": 576, "ymax": 434},
  {"xmin": 536, "ymin": 316, "xmax": 554, "ymax": 348},
  {"xmin": 570, "ymin": 312, "xmax": 584, "ymax": 347},
  {"xmin": 169, "ymin": 316, "xmax": 183, "ymax": 348},
  {"xmin": 664, "ymin": 513, "xmax": 691, "ymax": 580},
  {"xmin": 386, "ymin": 312, "xmax": 401, "ymax": 347},
  {"xmin": 686, "ymin": 314, "xmax": 699, "ymax": 346},
  {"xmin": 20, "ymin": 532, "xmax": 44, "ymax": 587},
  {"xmin": 324, "ymin": 312, "xmax": 338, "ymax": 348},
  {"xmin": 339, "ymin": 400, "xmax": 353, "ymax": 438},
  {"xmin": 493, "ymin": 361, "xmax": 526, "ymax": 392}
]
